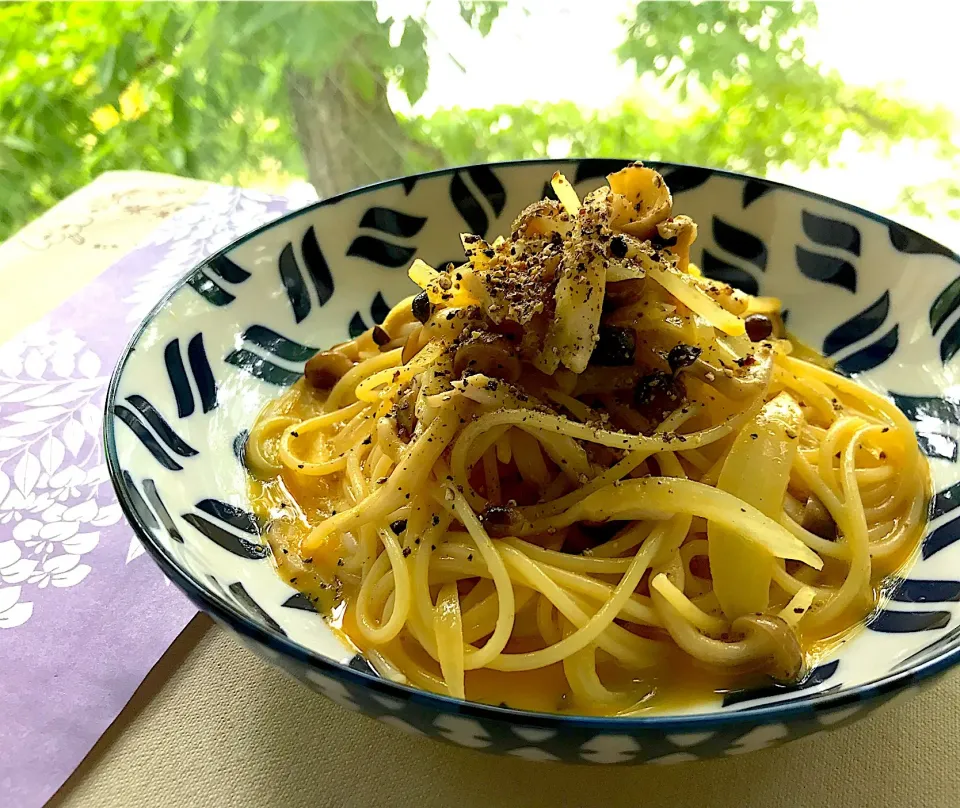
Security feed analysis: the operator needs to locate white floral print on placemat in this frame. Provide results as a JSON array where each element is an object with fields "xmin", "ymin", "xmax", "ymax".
[
  {"xmin": 0, "ymin": 185, "xmax": 305, "ymax": 630},
  {"xmin": 0, "ymin": 323, "xmax": 122, "ymax": 628}
]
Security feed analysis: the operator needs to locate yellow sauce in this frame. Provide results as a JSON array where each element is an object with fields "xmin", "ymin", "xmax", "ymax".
[{"xmin": 246, "ymin": 379, "xmax": 929, "ymax": 716}]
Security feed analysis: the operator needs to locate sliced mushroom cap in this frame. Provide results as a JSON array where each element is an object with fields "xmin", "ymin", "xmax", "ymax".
[
  {"xmin": 394, "ymin": 383, "xmax": 419, "ymax": 440},
  {"xmin": 802, "ymin": 494, "xmax": 838, "ymax": 540},
  {"xmin": 304, "ymin": 351, "xmax": 354, "ymax": 390},
  {"xmin": 453, "ymin": 335, "xmax": 522, "ymax": 382},
  {"xmin": 479, "ymin": 504, "xmax": 523, "ymax": 538},
  {"xmin": 731, "ymin": 613, "xmax": 805, "ymax": 683}
]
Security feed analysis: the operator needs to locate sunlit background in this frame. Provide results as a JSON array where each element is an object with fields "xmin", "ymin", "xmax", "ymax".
[{"xmin": 2, "ymin": 0, "xmax": 958, "ymax": 245}]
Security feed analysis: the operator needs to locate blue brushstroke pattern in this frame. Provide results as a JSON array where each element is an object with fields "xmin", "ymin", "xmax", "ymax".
[
  {"xmin": 164, "ymin": 339, "xmax": 193, "ymax": 418},
  {"xmin": 358, "ymin": 207, "xmax": 427, "ymax": 239},
  {"xmin": 187, "ymin": 334, "xmax": 217, "ymax": 414},
  {"xmin": 888, "ymin": 223, "xmax": 960, "ymax": 262},
  {"xmin": 181, "ymin": 513, "xmax": 269, "ymax": 560},
  {"xmin": 834, "ymin": 326, "xmax": 898, "ymax": 374},
  {"xmin": 888, "ymin": 579, "xmax": 960, "ymax": 603},
  {"xmin": 241, "ymin": 325, "xmax": 317, "ymax": 363},
  {"xmin": 802, "ymin": 210, "xmax": 861, "ymax": 256},
  {"xmin": 278, "ymin": 242, "xmax": 310, "ymax": 323},
  {"xmin": 197, "ymin": 498, "xmax": 261, "ymax": 534},
  {"xmin": 701, "ymin": 250, "xmax": 759, "ymax": 296},
  {"xmin": 301, "ymin": 226, "xmax": 334, "ymax": 306},
  {"xmin": 225, "ymin": 349, "xmax": 302, "ymax": 386},
  {"xmin": 206, "ymin": 253, "xmax": 251, "ymax": 284},
  {"xmin": 113, "ymin": 405, "xmax": 182, "ymax": 471},
  {"xmin": 867, "ymin": 609, "xmax": 951, "ymax": 633},
  {"xmin": 822, "ymin": 293, "xmax": 890, "ymax": 357},
  {"xmin": 795, "ymin": 246, "xmax": 857, "ymax": 293},
  {"xmin": 713, "ymin": 217, "xmax": 767, "ymax": 272},
  {"xmin": 929, "ymin": 277, "xmax": 960, "ymax": 335},
  {"xmin": 721, "ymin": 661, "xmax": 839, "ymax": 708}
]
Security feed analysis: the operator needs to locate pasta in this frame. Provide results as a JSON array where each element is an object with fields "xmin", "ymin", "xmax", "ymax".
[{"xmin": 246, "ymin": 164, "xmax": 928, "ymax": 715}]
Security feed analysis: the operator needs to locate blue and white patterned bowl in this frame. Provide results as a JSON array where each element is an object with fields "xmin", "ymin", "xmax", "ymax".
[{"xmin": 104, "ymin": 160, "xmax": 960, "ymax": 764}]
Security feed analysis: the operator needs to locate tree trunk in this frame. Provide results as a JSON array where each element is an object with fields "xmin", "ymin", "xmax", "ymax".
[{"xmin": 286, "ymin": 62, "xmax": 422, "ymax": 199}]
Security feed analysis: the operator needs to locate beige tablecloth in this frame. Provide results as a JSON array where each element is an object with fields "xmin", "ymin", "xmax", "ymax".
[{"xmin": 6, "ymin": 172, "xmax": 958, "ymax": 808}]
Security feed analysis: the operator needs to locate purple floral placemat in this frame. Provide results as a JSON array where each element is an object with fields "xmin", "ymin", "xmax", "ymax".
[{"xmin": 0, "ymin": 184, "xmax": 311, "ymax": 807}]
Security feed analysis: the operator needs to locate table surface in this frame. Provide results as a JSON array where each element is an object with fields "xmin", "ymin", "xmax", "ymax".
[{"xmin": 7, "ymin": 172, "xmax": 960, "ymax": 808}]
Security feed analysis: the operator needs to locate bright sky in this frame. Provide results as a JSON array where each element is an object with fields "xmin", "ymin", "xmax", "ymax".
[{"xmin": 377, "ymin": 0, "xmax": 960, "ymax": 245}]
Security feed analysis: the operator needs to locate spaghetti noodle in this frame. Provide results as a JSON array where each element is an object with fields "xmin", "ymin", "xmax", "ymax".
[{"xmin": 247, "ymin": 164, "xmax": 928, "ymax": 715}]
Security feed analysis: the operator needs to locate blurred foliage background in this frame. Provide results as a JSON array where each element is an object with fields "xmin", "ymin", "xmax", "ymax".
[{"xmin": 1, "ymin": 0, "xmax": 958, "ymax": 243}]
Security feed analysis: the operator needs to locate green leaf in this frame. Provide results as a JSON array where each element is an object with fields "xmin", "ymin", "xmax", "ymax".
[
  {"xmin": 157, "ymin": 10, "xmax": 182, "ymax": 62},
  {"xmin": 1, "ymin": 134, "xmax": 36, "ymax": 154},
  {"xmin": 395, "ymin": 20, "xmax": 428, "ymax": 104},
  {"xmin": 477, "ymin": 4, "xmax": 500, "ymax": 36},
  {"xmin": 458, "ymin": 2, "xmax": 501, "ymax": 37},
  {"xmin": 171, "ymin": 82, "xmax": 191, "ymax": 139},
  {"xmin": 97, "ymin": 45, "xmax": 116, "ymax": 92},
  {"xmin": 114, "ymin": 31, "xmax": 138, "ymax": 88},
  {"xmin": 168, "ymin": 144, "xmax": 186, "ymax": 171}
]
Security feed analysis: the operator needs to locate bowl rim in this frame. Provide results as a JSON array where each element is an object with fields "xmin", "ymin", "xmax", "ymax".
[{"xmin": 104, "ymin": 157, "xmax": 960, "ymax": 731}]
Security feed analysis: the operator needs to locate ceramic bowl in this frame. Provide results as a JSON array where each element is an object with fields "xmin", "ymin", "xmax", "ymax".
[{"xmin": 104, "ymin": 159, "xmax": 960, "ymax": 764}]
